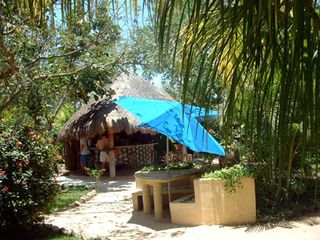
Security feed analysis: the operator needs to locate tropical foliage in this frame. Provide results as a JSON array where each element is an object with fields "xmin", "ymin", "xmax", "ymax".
[
  {"xmin": 1, "ymin": 0, "xmax": 319, "ymax": 223},
  {"xmin": 203, "ymin": 164, "xmax": 253, "ymax": 193},
  {"xmin": 0, "ymin": 0, "xmax": 124, "ymax": 129},
  {"xmin": 155, "ymin": 0, "xmax": 320, "ymax": 208}
]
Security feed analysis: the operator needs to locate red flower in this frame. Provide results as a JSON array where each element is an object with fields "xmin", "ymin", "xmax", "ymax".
[
  {"xmin": 25, "ymin": 159, "xmax": 30, "ymax": 164},
  {"xmin": 0, "ymin": 170, "xmax": 5, "ymax": 175},
  {"xmin": 2, "ymin": 186, "xmax": 9, "ymax": 193},
  {"xmin": 18, "ymin": 161, "xmax": 23, "ymax": 167},
  {"xmin": 5, "ymin": 138, "xmax": 10, "ymax": 143}
]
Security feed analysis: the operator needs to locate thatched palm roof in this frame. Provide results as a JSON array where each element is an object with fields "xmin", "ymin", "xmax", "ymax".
[{"xmin": 59, "ymin": 72, "xmax": 173, "ymax": 141}]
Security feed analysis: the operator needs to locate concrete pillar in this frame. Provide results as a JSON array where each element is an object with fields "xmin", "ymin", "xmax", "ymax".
[
  {"xmin": 153, "ymin": 182, "xmax": 163, "ymax": 220},
  {"xmin": 142, "ymin": 184, "xmax": 151, "ymax": 214}
]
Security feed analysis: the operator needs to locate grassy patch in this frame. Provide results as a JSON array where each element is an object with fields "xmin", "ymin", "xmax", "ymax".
[{"xmin": 43, "ymin": 185, "xmax": 91, "ymax": 213}]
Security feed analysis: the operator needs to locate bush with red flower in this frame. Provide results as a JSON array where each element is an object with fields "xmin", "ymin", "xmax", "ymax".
[{"xmin": 0, "ymin": 120, "xmax": 60, "ymax": 231}]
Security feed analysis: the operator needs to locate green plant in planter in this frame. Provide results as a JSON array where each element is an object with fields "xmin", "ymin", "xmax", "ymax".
[
  {"xmin": 166, "ymin": 162, "xmax": 195, "ymax": 170},
  {"xmin": 141, "ymin": 162, "xmax": 196, "ymax": 172},
  {"xmin": 202, "ymin": 164, "xmax": 253, "ymax": 193},
  {"xmin": 141, "ymin": 164, "xmax": 167, "ymax": 172}
]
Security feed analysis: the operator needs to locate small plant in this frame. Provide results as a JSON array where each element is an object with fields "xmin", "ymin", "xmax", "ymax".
[
  {"xmin": 85, "ymin": 168, "xmax": 105, "ymax": 181},
  {"xmin": 202, "ymin": 164, "xmax": 253, "ymax": 193},
  {"xmin": 84, "ymin": 167, "xmax": 105, "ymax": 191}
]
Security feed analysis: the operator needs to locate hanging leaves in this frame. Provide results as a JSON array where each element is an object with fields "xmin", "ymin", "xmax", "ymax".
[{"xmin": 156, "ymin": 0, "xmax": 320, "ymax": 203}]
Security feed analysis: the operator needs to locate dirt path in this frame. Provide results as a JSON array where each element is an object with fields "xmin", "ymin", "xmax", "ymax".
[{"xmin": 45, "ymin": 175, "xmax": 320, "ymax": 240}]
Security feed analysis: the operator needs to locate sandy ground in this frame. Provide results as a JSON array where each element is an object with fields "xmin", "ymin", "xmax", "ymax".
[{"xmin": 44, "ymin": 175, "xmax": 320, "ymax": 240}]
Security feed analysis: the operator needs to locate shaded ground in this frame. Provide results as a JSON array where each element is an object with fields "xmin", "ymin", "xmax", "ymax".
[{"xmin": 44, "ymin": 174, "xmax": 320, "ymax": 240}]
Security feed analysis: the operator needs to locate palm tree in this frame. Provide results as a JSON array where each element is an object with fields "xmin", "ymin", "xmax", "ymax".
[{"xmin": 155, "ymin": 1, "xmax": 320, "ymax": 204}]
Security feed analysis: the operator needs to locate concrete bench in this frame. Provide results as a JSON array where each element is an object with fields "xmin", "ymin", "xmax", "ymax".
[
  {"xmin": 170, "ymin": 177, "xmax": 256, "ymax": 225},
  {"xmin": 169, "ymin": 194, "xmax": 199, "ymax": 225},
  {"xmin": 132, "ymin": 185, "xmax": 194, "ymax": 211},
  {"xmin": 171, "ymin": 194, "xmax": 195, "ymax": 203}
]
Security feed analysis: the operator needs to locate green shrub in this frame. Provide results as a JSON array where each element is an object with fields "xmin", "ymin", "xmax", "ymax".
[
  {"xmin": 0, "ymin": 121, "xmax": 60, "ymax": 230},
  {"xmin": 202, "ymin": 164, "xmax": 253, "ymax": 193}
]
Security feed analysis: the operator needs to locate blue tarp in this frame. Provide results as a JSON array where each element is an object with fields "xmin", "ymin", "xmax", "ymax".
[{"xmin": 116, "ymin": 96, "xmax": 225, "ymax": 156}]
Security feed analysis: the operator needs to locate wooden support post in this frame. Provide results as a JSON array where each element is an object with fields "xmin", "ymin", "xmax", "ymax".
[
  {"xmin": 108, "ymin": 129, "xmax": 116, "ymax": 177},
  {"xmin": 181, "ymin": 146, "xmax": 187, "ymax": 161},
  {"xmin": 108, "ymin": 128, "xmax": 114, "ymax": 148}
]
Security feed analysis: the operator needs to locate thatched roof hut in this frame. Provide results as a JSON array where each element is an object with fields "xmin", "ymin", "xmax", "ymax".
[
  {"xmin": 59, "ymin": 72, "xmax": 173, "ymax": 142},
  {"xmin": 59, "ymin": 72, "xmax": 173, "ymax": 171}
]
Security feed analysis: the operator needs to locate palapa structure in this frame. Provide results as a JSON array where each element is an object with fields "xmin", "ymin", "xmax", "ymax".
[{"xmin": 59, "ymin": 72, "xmax": 173, "ymax": 171}]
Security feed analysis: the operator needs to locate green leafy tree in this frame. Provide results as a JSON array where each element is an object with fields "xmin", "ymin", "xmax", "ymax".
[{"xmin": 0, "ymin": 1, "xmax": 124, "ymax": 130}]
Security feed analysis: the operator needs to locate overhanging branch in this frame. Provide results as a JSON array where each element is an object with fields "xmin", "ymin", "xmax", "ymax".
[{"xmin": 33, "ymin": 66, "xmax": 90, "ymax": 81}]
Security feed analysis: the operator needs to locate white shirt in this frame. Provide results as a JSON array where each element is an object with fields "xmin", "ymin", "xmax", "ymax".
[{"xmin": 80, "ymin": 138, "xmax": 90, "ymax": 155}]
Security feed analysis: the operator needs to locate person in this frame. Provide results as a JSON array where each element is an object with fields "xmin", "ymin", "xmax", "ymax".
[
  {"xmin": 96, "ymin": 136, "xmax": 109, "ymax": 171},
  {"xmin": 79, "ymin": 137, "xmax": 90, "ymax": 175},
  {"xmin": 93, "ymin": 147, "xmax": 100, "ymax": 170}
]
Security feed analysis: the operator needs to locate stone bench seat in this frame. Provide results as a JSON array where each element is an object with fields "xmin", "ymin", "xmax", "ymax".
[
  {"xmin": 132, "ymin": 185, "xmax": 194, "ymax": 211},
  {"xmin": 171, "ymin": 194, "xmax": 195, "ymax": 203}
]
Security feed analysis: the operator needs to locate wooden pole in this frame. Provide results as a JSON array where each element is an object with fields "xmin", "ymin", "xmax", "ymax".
[
  {"xmin": 108, "ymin": 128, "xmax": 114, "ymax": 148},
  {"xmin": 108, "ymin": 128, "xmax": 116, "ymax": 177},
  {"xmin": 181, "ymin": 146, "xmax": 187, "ymax": 161}
]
